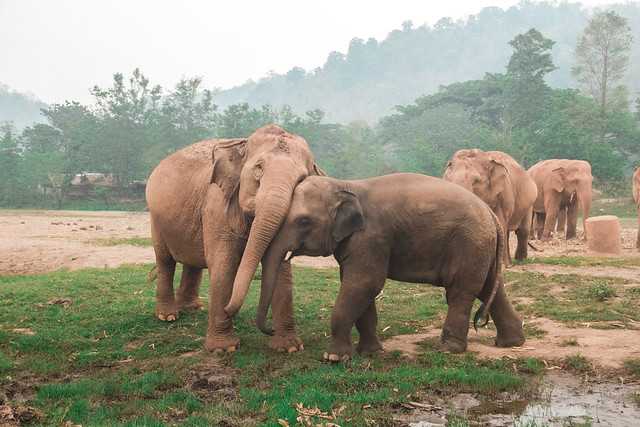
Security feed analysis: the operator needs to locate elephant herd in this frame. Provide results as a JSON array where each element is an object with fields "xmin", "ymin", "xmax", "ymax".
[{"xmin": 145, "ymin": 125, "xmax": 637, "ymax": 359}]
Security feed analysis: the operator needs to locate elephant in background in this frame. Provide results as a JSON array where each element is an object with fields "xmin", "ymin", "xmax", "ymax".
[
  {"xmin": 528, "ymin": 159, "xmax": 593, "ymax": 240},
  {"xmin": 443, "ymin": 149, "xmax": 537, "ymax": 263},
  {"xmin": 145, "ymin": 125, "xmax": 323, "ymax": 353},
  {"xmin": 253, "ymin": 174, "xmax": 525, "ymax": 359},
  {"xmin": 633, "ymin": 167, "xmax": 640, "ymax": 249}
]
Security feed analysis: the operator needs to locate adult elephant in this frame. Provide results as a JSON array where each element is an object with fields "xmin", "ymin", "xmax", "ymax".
[
  {"xmin": 633, "ymin": 167, "xmax": 640, "ymax": 249},
  {"xmin": 145, "ymin": 125, "xmax": 323, "ymax": 353},
  {"xmin": 528, "ymin": 159, "xmax": 593, "ymax": 241},
  {"xmin": 443, "ymin": 149, "xmax": 537, "ymax": 263}
]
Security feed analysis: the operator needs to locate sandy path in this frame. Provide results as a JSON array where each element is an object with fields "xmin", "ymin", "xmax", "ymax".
[
  {"xmin": 0, "ymin": 210, "xmax": 336, "ymax": 275},
  {"xmin": 384, "ymin": 317, "xmax": 640, "ymax": 369}
]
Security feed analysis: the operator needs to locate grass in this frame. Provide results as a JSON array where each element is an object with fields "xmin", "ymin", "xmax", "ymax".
[
  {"xmin": 92, "ymin": 237, "xmax": 153, "ymax": 247},
  {"xmin": 504, "ymin": 271, "xmax": 639, "ymax": 325},
  {"xmin": 624, "ymin": 358, "xmax": 640, "ymax": 378},
  {"xmin": 563, "ymin": 354, "xmax": 592, "ymax": 373},
  {"xmin": 0, "ymin": 265, "xmax": 537, "ymax": 426},
  {"xmin": 516, "ymin": 256, "xmax": 640, "ymax": 268},
  {"xmin": 591, "ymin": 196, "xmax": 638, "ymax": 219}
]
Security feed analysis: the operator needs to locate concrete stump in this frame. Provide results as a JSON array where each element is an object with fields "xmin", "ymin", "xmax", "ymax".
[{"xmin": 585, "ymin": 215, "xmax": 622, "ymax": 255}]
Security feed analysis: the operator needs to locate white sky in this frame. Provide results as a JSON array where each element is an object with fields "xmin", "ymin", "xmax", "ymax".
[{"xmin": 0, "ymin": 0, "xmax": 617, "ymax": 104}]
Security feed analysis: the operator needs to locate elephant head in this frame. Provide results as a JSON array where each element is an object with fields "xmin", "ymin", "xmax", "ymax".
[
  {"xmin": 443, "ymin": 149, "xmax": 512, "ymax": 210},
  {"xmin": 257, "ymin": 176, "xmax": 365, "ymax": 334},
  {"xmin": 546, "ymin": 162, "xmax": 592, "ymax": 219},
  {"xmin": 213, "ymin": 125, "xmax": 325, "ymax": 317}
]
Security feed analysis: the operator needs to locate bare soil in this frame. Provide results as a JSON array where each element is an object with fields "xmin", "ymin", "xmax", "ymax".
[{"xmin": 0, "ymin": 210, "xmax": 335, "ymax": 274}]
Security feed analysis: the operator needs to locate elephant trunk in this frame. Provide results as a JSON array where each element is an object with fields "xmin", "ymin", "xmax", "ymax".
[
  {"xmin": 580, "ymin": 182, "xmax": 592, "ymax": 239},
  {"xmin": 255, "ymin": 229, "xmax": 292, "ymax": 335},
  {"xmin": 224, "ymin": 176, "xmax": 295, "ymax": 317}
]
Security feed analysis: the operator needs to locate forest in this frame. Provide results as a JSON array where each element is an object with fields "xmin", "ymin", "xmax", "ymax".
[{"xmin": 0, "ymin": 6, "xmax": 638, "ymax": 209}]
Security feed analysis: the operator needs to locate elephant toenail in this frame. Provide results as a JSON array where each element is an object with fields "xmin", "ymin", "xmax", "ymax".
[
  {"xmin": 158, "ymin": 314, "xmax": 166, "ymax": 321},
  {"xmin": 323, "ymin": 352, "xmax": 329, "ymax": 360},
  {"xmin": 287, "ymin": 346, "xmax": 298, "ymax": 353},
  {"xmin": 167, "ymin": 315, "xmax": 176, "ymax": 321},
  {"xmin": 328, "ymin": 354, "xmax": 340, "ymax": 362},
  {"xmin": 226, "ymin": 346, "xmax": 236, "ymax": 353}
]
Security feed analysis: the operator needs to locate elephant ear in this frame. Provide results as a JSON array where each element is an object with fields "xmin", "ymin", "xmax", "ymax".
[
  {"xmin": 210, "ymin": 139, "xmax": 247, "ymax": 200},
  {"xmin": 550, "ymin": 167, "xmax": 566, "ymax": 193},
  {"xmin": 488, "ymin": 159, "xmax": 510, "ymax": 197},
  {"xmin": 332, "ymin": 190, "xmax": 365, "ymax": 243},
  {"xmin": 313, "ymin": 163, "xmax": 327, "ymax": 176}
]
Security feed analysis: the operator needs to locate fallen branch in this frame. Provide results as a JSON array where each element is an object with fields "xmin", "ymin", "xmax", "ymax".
[{"xmin": 528, "ymin": 241, "xmax": 542, "ymax": 252}]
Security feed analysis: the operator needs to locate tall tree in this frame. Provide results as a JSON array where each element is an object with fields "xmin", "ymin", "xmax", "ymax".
[{"xmin": 572, "ymin": 11, "xmax": 633, "ymax": 116}]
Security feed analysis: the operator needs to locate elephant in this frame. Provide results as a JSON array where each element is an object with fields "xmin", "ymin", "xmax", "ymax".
[
  {"xmin": 249, "ymin": 173, "xmax": 525, "ymax": 359},
  {"xmin": 527, "ymin": 159, "xmax": 593, "ymax": 241},
  {"xmin": 633, "ymin": 167, "xmax": 640, "ymax": 249},
  {"xmin": 443, "ymin": 149, "xmax": 537, "ymax": 263},
  {"xmin": 145, "ymin": 124, "xmax": 323, "ymax": 353}
]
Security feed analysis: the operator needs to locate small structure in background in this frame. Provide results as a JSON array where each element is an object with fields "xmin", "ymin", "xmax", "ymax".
[{"xmin": 585, "ymin": 215, "xmax": 622, "ymax": 255}]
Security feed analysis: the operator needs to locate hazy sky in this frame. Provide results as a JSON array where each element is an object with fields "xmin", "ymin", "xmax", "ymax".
[{"xmin": 1, "ymin": 0, "xmax": 616, "ymax": 104}]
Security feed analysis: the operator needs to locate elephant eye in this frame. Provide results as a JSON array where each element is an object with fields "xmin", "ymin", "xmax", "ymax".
[{"xmin": 297, "ymin": 216, "xmax": 312, "ymax": 227}]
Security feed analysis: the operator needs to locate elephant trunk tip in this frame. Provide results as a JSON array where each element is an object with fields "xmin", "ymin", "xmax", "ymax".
[{"xmin": 223, "ymin": 302, "xmax": 241, "ymax": 318}]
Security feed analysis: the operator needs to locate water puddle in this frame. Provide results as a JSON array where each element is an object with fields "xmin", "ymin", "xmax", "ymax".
[{"xmin": 398, "ymin": 372, "xmax": 640, "ymax": 426}]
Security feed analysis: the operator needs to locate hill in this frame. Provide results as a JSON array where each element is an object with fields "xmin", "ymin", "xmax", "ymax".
[
  {"xmin": 0, "ymin": 83, "xmax": 47, "ymax": 129},
  {"xmin": 213, "ymin": 1, "xmax": 640, "ymax": 123}
]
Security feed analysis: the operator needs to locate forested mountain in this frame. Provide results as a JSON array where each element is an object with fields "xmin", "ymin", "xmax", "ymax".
[
  {"xmin": 213, "ymin": 1, "xmax": 640, "ymax": 123},
  {"xmin": 0, "ymin": 83, "xmax": 47, "ymax": 128}
]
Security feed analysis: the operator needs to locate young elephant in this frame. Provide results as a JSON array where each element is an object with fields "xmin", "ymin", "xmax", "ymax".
[{"xmin": 254, "ymin": 174, "xmax": 525, "ymax": 359}]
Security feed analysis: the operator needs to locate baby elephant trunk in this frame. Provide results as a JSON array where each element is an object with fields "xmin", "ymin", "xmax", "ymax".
[{"xmin": 473, "ymin": 210, "xmax": 505, "ymax": 330}]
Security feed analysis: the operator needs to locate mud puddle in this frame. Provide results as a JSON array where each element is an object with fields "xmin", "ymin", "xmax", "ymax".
[{"xmin": 399, "ymin": 372, "xmax": 639, "ymax": 426}]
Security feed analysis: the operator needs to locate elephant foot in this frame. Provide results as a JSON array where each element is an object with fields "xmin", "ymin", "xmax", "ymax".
[
  {"xmin": 323, "ymin": 341, "xmax": 353, "ymax": 363},
  {"xmin": 440, "ymin": 330, "xmax": 467, "ymax": 354},
  {"xmin": 155, "ymin": 303, "xmax": 178, "ymax": 322},
  {"xmin": 495, "ymin": 330, "xmax": 525, "ymax": 348},
  {"xmin": 176, "ymin": 297, "xmax": 204, "ymax": 312},
  {"xmin": 268, "ymin": 334, "xmax": 304, "ymax": 353},
  {"xmin": 204, "ymin": 333, "xmax": 240, "ymax": 353},
  {"xmin": 356, "ymin": 338, "xmax": 383, "ymax": 355}
]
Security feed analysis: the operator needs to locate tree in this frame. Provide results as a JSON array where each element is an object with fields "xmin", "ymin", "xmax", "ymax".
[{"xmin": 572, "ymin": 11, "xmax": 633, "ymax": 116}]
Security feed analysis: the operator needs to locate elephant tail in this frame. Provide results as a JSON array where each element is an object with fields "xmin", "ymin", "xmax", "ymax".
[
  {"xmin": 147, "ymin": 264, "xmax": 158, "ymax": 283},
  {"xmin": 473, "ymin": 210, "xmax": 504, "ymax": 331}
]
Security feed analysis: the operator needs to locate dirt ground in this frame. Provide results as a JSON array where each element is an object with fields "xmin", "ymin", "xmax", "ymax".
[
  {"xmin": 2, "ymin": 209, "xmax": 640, "ymax": 370},
  {"xmin": 0, "ymin": 209, "xmax": 336, "ymax": 275}
]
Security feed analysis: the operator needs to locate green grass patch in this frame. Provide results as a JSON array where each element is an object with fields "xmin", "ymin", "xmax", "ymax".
[
  {"xmin": 92, "ymin": 237, "xmax": 153, "ymax": 247},
  {"xmin": 624, "ymin": 358, "xmax": 640, "ymax": 379},
  {"xmin": 0, "ymin": 265, "xmax": 536, "ymax": 426},
  {"xmin": 505, "ymin": 271, "xmax": 638, "ymax": 325},
  {"xmin": 515, "ymin": 256, "xmax": 640, "ymax": 268},
  {"xmin": 563, "ymin": 354, "xmax": 592, "ymax": 373}
]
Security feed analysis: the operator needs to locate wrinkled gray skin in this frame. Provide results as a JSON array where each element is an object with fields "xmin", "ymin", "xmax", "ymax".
[
  {"xmin": 255, "ymin": 174, "xmax": 525, "ymax": 360},
  {"xmin": 145, "ymin": 125, "xmax": 323, "ymax": 353}
]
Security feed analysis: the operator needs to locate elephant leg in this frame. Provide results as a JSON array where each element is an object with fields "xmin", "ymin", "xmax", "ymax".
[
  {"xmin": 325, "ymin": 258, "xmax": 387, "ymax": 362},
  {"xmin": 268, "ymin": 261, "xmax": 304, "ymax": 353},
  {"xmin": 488, "ymin": 285, "xmax": 525, "ymax": 348},
  {"xmin": 355, "ymin": 301, "xmax": 383, "ymax": 355},
  {"xmin": 514, "ymin": 209, "xmax": 532, "ymax": 261},
  {"xmin": 556, "ymin": 207, "xmax": 566, "ymax": 233},
  {"xmin": 566, "ymin": 199, "xmax": 578, "ymax": 239},
  {"xmin": 151, "ymin": 220, "xmax": 178, "ymax": 322},
  {"xmin": 542, "ymin": 197, "xmax": 561, "ymax": 240},
  {"xmin": 203, "ymin": 238, "xmax": 244, "ymax": 353},
  {"xmin": 535, "ymin": 212, "xmax": 545, "ymax": 240},
  {"xmin": 176, "ymin": 265, "xmax": 204, "ymax": 311},
  {"xmin": 441, "ymin": 286, "xmax": 475, "ymax": 353},
  {"xmin": 637, "ymin": 210, "xmax": 640, "ymax": 249}
]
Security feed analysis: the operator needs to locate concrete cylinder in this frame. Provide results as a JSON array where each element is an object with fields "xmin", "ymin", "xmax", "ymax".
[{"xmin": 585, "ymin": 215, "xmax": 622, "ymax": 255}]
